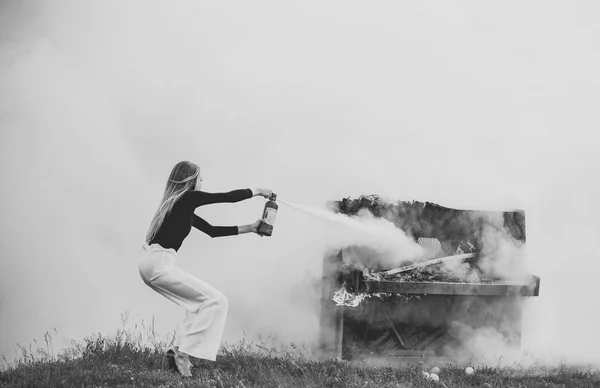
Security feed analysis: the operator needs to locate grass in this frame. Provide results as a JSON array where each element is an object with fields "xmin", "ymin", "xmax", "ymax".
[{"xmin": 1, "ymin": 312, "xmax": 599, "ymax": 387}]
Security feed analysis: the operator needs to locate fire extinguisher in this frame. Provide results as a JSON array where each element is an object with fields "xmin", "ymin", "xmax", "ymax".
[{"xmin": 258, "ymin": 193, "xmax": 278, "ymax": 236}]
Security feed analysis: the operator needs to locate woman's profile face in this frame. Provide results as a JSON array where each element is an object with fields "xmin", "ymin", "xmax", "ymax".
[{"xmin": 194, "ymin": 172, "xmax": 203, "ymax": 191}]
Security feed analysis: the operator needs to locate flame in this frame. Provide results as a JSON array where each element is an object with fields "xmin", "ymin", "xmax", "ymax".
[
  {"xmin": 332, "ymin": 285, "xmax": 367, "ymax": 307},
  {"xmin": 332, "ymin": 285, "xmax": 423, "ymax": 308}
]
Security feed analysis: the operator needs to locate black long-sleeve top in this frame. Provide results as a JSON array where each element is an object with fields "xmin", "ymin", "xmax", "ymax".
[{"xmin": 149, "ymin": 188, "xmax": 253, "ymax": 251}]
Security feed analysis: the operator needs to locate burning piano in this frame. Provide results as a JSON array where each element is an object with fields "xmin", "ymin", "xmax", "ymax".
[{"xmin": 319, "ymin": 195, "xmax": 540, "ymax": 361}]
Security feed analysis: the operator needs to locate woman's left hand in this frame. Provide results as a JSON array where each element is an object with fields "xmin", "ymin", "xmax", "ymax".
[{"xmin": 254, "ymin": 188, "xmax": 274, "ymax": 199}]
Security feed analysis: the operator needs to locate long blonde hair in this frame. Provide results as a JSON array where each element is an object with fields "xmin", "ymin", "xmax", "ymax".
[{"xmin": 146, "ymin": 161, "xmax": 200, "ymax": 244}]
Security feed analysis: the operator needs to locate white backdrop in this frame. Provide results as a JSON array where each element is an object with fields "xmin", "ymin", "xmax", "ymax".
[{"xmin": 1, "ymin": 0, "xmax": 599, "ymax": 366}]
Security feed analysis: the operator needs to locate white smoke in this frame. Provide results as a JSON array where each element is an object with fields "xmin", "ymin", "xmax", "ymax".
[
  {"xmin": 478, "ymin": 223, "xmax": 528, "ymax": 282},
  {"xmin": 279, "ymin": 199, "xmax": 424, "ymax": 269}
]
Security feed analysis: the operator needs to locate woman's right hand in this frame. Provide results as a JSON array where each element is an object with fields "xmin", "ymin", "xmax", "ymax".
[
  {"xmin": 252, "ymin": 219, "xmax": 265, "ymax": 236},
  {"xmin": 254, "ymin": 188, "xmax": 274, "ymax": 199}
]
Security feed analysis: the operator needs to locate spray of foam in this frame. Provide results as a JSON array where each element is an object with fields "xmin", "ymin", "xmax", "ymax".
[{"xmin": 278, "ymin": 199, "xmax": 424, "ymax": 269}]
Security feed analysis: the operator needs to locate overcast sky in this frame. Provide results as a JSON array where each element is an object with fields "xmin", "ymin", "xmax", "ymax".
[{"xmin": 1, "ymin": 0, "xmax": 599, "ymax": 366}]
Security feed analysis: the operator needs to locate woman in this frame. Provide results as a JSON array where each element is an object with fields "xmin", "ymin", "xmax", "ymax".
[{"xmin": 139, "ymin": 161, "xmax": 273, "ymax": 377}]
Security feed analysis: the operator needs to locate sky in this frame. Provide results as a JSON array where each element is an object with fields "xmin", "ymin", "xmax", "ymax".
[{"xmin": 1, "ymin": 0, "xmax": 599, "ymax": 367}]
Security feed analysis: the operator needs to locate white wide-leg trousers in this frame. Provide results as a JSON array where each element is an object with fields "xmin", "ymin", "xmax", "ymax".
[{"xmin": 139, "ymin": 244, "xmax": 228, "ymax": 361}]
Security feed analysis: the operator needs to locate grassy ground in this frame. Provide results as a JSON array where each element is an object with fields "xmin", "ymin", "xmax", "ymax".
[{"xmin": 1, "ymin": 314, "xmax": 598, "ymax": 387}]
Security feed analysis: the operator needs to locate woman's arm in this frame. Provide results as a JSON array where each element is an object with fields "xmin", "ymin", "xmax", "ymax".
[
  {"xmin": 193, "ymin": 215, "xmax": 262, "ymax": 237},
  {"xmin": 187, "ymin": 189, "xmax": 253, "ymax": 207},
  {"xmin": 192, "ymin": 215, "xmax": 239, "ymax": 238},
  {"xmin": 238, "ymin": 219, "xmax": 263, "ymax": 235},
  {"xmin": 186, "ymin": 188, "xmax": 274, "ymax": 208}
]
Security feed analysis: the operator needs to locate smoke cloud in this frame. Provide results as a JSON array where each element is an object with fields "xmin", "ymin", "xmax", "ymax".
[
  {"xmin": 477, "ymin": 216, "xmax": 528, "ymax": 282},
  {"xmin": 279, "ymin": 199, "xmax": 424, "ymax": 270},
  {"xmin": 1, "ymin": 0, "xmax": 599, "ymax": 369}
]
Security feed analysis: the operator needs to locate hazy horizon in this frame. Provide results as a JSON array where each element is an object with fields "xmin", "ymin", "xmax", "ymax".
[{"xmin": 1, "ymin": 0, "xmax": 599, "ymax": 367}]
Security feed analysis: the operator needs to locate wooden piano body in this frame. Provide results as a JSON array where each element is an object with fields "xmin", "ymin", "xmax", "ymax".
[{"xmin": 319, "ymin": 197, "xmax": 540, "ymax": 360}]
